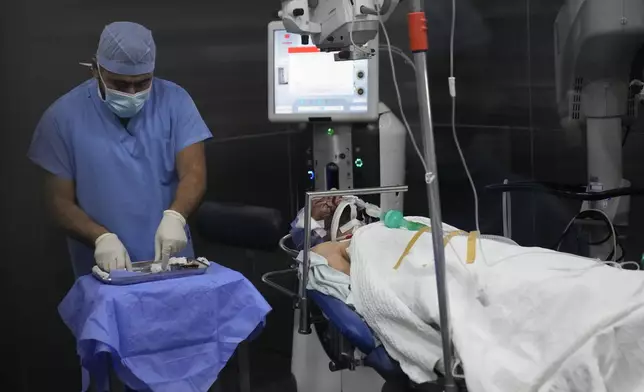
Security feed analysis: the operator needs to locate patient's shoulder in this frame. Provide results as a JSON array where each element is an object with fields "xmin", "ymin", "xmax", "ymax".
[
  {"xmin": 312, "ymin": 241, "xmax": 350, "ymax": 257},
  {"xmin": 312, "ymin": 241, "xmax": 351, "ymax": 275}
]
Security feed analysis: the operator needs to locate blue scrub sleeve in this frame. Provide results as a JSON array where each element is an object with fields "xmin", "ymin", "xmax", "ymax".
[
  {"xmin": 27, "ymin": 109, "xmax": 74, "ymax": 180},
  {"xmin": 173, "ymin": 87, "xmax": 213, "ymax": 153}
]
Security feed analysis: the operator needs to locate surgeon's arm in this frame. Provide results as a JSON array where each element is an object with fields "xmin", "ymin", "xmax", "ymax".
[
  {"xmin": 46, "ymin": 174, "xmax": 109, "ymax": 245},
  {"xmin": 170, "ymin": 142, "xmax": 207, "ymax": 218}
]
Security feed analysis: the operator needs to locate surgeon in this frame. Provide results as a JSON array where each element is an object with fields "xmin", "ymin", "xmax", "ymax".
[{"xmin": 28, "ymin": 21, "xmax": 213, "ymax": 277}]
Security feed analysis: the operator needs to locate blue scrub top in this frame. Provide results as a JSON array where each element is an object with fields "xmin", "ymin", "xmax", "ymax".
[{"xmin": 28, "ymin": 78, "xmax": 213, "ymax": 277}]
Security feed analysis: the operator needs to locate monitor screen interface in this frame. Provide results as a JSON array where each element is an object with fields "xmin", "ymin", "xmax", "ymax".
[{"xmin": 272, "ymin": 29, "xmax": 370, "ymax": 116}]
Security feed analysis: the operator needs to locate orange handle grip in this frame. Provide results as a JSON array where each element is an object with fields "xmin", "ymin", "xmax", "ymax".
[{"xmin": 408, "ymin": 12, "xmax": 428, "ymax": 52}]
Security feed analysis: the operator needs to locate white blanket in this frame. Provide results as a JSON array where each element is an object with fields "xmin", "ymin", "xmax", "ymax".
[{"xmin": 348, "ymin": 218, "xmax": 644, "ymax": 392}]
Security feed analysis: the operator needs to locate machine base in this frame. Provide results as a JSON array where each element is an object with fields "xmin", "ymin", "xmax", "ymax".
[{"xmin": 290, "ymin": 310, "xmax": 385, "ymax": 392}]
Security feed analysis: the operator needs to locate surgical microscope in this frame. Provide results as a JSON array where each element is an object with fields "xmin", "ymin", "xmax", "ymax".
[{"xmin": 555, "ymin": 0, "xmax": 644, "ymax": 259}]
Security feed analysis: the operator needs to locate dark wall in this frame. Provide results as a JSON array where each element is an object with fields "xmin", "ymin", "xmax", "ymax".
[
  {"xmin": 381, "ymin": 0, "xmax": 582, "ymax": 246},
  {"xmin": 2, "ymin": 0, "xmax": 642, "ymax": 390}
]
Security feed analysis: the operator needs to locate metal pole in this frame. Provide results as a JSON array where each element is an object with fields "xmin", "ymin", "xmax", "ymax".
[
  {"xmin": 297, "ymin": 185, "xmax": 409, "ymax": 335},
  {"xmin": 409, "ymin": 1, "xmax": 457, "ymax": 390},
  {"xmin": 298, "ymin": 195, "xmax": 314, "ymax": 334},
  {"xmin": 502, "ymin": 179, "xmax": 512, "ymax": 239},
  {"xmin": 237, "ymin": 342, "xmax": 251, "ymax": 392},
  {"xmin": 305, "ymin": 185, "xmax": 409, "ymax": 198}
]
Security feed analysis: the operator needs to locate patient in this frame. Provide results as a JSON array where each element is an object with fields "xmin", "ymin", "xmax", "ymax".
[{"xmin": 294, "ymin": 201, "xmax": 644, "ymax": 390}]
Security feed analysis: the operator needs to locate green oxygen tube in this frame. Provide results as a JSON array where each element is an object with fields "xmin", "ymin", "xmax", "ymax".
[{"xmin": 383, "ymin": 210, "xmax": 428, "ymax": 231}]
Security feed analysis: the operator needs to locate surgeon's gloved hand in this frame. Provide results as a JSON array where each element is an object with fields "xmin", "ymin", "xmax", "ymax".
[
  {"xmin": 154, "ymin": 210, "xmax": 188, "ymax": 261},
  {"xmin": 94, "ymin": 233, "xmax": 133, "ymax": 272}
]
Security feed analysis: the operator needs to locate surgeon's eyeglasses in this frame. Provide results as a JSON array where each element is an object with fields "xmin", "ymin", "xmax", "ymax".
[
  {"xmin": 94, "ymin": 65, "xmax": 152, "ymax": 93},
  {"xmin": 107, "ymin": 78, "xmax": 152, "ymax": 93}
]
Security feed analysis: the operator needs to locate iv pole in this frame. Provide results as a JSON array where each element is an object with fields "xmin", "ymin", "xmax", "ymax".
[{"xmin": 408, "ymin": 1, "xmax": 457, "ymax": 390}]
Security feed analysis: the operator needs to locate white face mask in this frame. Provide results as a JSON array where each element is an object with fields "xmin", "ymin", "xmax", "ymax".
[{"xmin": 97, "ymin": 66, "xmax": 151, "ymax": 118}]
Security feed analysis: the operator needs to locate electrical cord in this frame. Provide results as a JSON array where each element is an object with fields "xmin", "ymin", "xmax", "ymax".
[
  {"xmin": 555, "ymin": 210, "xmax": 614, "ymax": 251},
  {"xmin": 378, "ymin": 45, "xmax": 417, "ymax": 72},
  {"xmin": 451, "ymin": 358, "xmax": 465, "ymax": 380},
  {"xmin": 585, "ymin": 230, "xmax": 612, "ymax": 246},
  {"xmin": 620, "ymin": 261, "xmax": 640, "ymax": 270},
  {"xmin": 447, "ymin": 0, "xmax": 480, "ymax": 236},
  {"xmin": 554, "ymin": 209, "xmax": 617, "ymax": 262},
  {"xmin": 375, "ymin": 6, "xmax": 429, "ymax": 172},
  {"xmin": 446, "ymin": 0, "xmax": 488, "ymax": 266},
  {"xmin": 554, "ymin": 213, "xmax": 581, "ymax": 251},
  {"xmin": 617, "ymin": 241, "xmax": 625, "ymax": 262},
  {"xmin": 606, "ymin": 237, "xmax": 626, "ymax": 263},
  {"xmin": 571, "ymin": 213, "xmax": 613, "ymax": 247}
]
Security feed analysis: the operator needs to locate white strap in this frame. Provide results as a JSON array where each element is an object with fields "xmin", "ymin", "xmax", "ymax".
[
  {"xmin": 294, "ymin": 208, "xmax": 328, "ymax": 238},
  {"xmin": 342, "ymin": 195, "xmax": 381, "ymax": 219},
  {"xmin": 330, "ymin": 200, "xmax": 357, "ymax": 242},
  {"xmin": 340, "ymin": 219, "xmax": 361, "ymax": 234}
]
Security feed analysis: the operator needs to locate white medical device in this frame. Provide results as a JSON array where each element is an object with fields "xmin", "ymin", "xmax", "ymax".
[
  {"xmin": 268, "ymin": 18, "xmax": 406, "ymax": 392},
  {"xmin": 268, "ymin": 21, "xmax": 405, "ymax": 213},
  {"xmin": 278, "ymin": 0, "xmax": 399, "ymax": 61},
  {"xmin": 555, "ymin": 0, "xmax": 644, "ymax": 257},
  {"xmin": 268, "ymin": 21, "xmax": 379, "ymax": 122}
]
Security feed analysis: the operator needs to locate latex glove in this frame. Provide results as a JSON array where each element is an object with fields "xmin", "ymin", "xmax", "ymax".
[
  {"xmin": 94, "ymin": 233, "xmax": 132, "ymax": 272},
  {"xmin": 154, "ymin": 210, "xmax": 188, "ymax": 262}
]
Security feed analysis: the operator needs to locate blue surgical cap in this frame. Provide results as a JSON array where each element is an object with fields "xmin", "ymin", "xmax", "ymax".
[{"xmin": 97, "ymin": 22, "xmax": 156, "ymax": 76}]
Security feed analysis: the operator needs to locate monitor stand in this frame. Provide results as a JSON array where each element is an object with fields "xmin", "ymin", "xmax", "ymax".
[{"xmin": 313, "ymin": 124, "xmax": 354, "ymax": 191}]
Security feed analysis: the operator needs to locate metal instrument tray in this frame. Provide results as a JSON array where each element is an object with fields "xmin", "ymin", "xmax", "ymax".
[{"xmin": 92, "ymin": 259, "xmax": 209, "ymax": 286}]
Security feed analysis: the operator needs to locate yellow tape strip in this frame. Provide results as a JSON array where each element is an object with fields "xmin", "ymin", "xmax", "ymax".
[
  {"xmin": 393, "ymin": 226, "xmax": 430, "ymax": 270},
  {"xmin": 466, "ymin": 231, "xmax": 479, "ymax": 264},
  {"xmin": 394, "ymin": 229, "xmax": 474, "ymax": 270}
]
